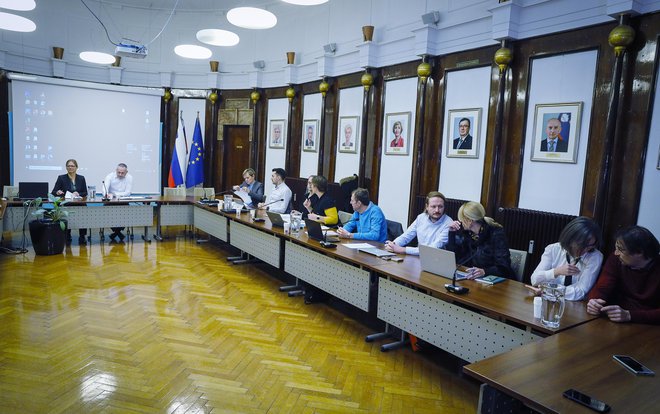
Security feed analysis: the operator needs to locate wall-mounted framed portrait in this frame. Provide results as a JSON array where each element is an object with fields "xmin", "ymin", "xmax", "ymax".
[
  {"xmin": 383, "ymin": 112, "xmax": 411, "ymax": 155},
  {"xmin": 338, "ymin": 116, "xmax": 359, "ymax": 153},
  {"xmin": 530, "ymin": 102, "xmax": 583, "ymax": 163},
  {"xmin": 302, "ymin": 119, "xmax": 318, "ymax": 152},
  {"xmin": 268, "ymin": 119, "xmax": 285, "ymax": 149},
  {"xmin": 445, "ymin": 108, "xmax": 481, "ymax": 158}
]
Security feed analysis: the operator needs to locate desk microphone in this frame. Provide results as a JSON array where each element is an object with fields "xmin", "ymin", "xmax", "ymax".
[
  {"xmin": 101, "ymin": 181, "xmax": 110, "ymax": 201},
  {"xmin": 444, "ymin": 249, "xmax": 476, "ymax": 295},
  {"xmin": 320, "ymin": 225, "xmax": 337, "ymax": 248},
  {"xmin": 259, "ymin": 198, "xmax": 284, "ymax": 209}
]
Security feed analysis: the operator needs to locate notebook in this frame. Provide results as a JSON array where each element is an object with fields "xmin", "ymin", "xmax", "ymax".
[
  {"xmin": 475, "ymin": 275, "xmax": 507, "ymax": 285},
  {"xmin": 18, "ymin": 182, "xmax": 49, "ymax": 200},
  {"xmin": 419, "ymin": 244, "xmax": 468, "ymax": 280},
  {"xmin": 305, "ymin": 219, "xmax": 339, "ymax": 242},
  {"xmin": 358, "ymin": 247, "xmax": 396, "ymax": 257},
  {"xmin": 266, "ymin": 211, "xmax": 288, "ymax": 227}
]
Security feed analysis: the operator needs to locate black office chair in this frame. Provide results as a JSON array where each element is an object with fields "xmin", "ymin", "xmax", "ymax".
[{"xmin": 386, "ymin": 220, "xmax": 404, "ymax": 241}]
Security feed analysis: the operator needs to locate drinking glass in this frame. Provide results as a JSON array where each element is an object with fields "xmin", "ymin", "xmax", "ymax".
[{"xmin": 541, "ymin": 282, "xmax": 566, "ymax": 328}]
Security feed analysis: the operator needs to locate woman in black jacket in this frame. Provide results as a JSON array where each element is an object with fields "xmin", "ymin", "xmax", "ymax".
[
  {"xmin": 447, "ymin": 201, "xmax": 514, "ymax": 279},
  {"xmin": 52, "ymin": 159, "xmax": 88, "ymax": 244}
]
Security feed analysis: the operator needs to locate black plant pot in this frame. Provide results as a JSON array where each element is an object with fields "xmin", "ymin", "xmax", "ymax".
[{"xmin": 29, "ymin": 219, "xmax": 67, "ymax": 255}]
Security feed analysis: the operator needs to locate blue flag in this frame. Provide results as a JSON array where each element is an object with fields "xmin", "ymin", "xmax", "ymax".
[{"xmin": 185, "ymin": 116, "xmax": 204, "ymax": 188}]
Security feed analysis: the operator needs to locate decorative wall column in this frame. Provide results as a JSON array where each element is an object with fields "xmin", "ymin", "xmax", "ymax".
[
  {"xmin": 317, "ymin": 78, "xmax": 330, "ymax": 175},
  {"xmin": 485, "ymin": 40, "xmax": 513, "ymax": 217},
  {"xmin": 358, "ymin": 69, "xmax": 374, "ymax": 188}
]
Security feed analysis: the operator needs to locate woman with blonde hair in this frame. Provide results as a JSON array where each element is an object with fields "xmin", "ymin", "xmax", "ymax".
[{"xmin": 447, "ymin": 201, "xmax": 514, "ymax": 279}]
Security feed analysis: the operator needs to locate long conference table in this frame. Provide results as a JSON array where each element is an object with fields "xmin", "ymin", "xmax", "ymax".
[{"xmin": 5, "ymin": 196, "xmax": 652, "ymax": 412}]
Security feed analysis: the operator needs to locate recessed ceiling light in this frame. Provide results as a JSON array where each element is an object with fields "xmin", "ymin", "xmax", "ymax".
[
  {"xmin": 79, "ymin": 51, "xmax": 116, "ymax": 65},
  {"xmin": 280, "ymin": 0, "xmax": 328, "ymax": 5},
  {"xmin": 0, "ymin": 11, "xmax": 35, "ymax": 32},
  {"xmin": 174, "ymin": 44, "xmax": 212, "ymax": 59},
  {"xmin": 227, "ymin": 7, "xmax": 277, "ymax": 30},
  {"xmin": 196, "ymin": 29, "xmax": 240, "ymax": 47},
  {"xmin": 0, "ymin": 0, "xmax": 36, "ymax": 11}
]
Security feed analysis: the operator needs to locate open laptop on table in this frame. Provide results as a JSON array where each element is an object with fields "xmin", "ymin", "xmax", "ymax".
[
  {"xmin": 304, "ymin": 219, "xmax": 339, "ymax": 242},
  {"xmin": 419, "ymin": 244, "xmax": 469, "ymax": 280},
  {"xmin": 18, "ymin": 182, "xmax": 49, "ymax": 200},
  {"xmin": 266, "ymin": 211, "xmax": 288, "ymax": 227}
]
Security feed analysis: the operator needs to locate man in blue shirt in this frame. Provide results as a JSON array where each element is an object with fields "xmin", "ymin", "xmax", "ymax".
[
  {"xmin": 337, "ymin": 188, "xmax": 387, "ymax": 242},
  {"xmin": 384, "ymin": 191, "xmax": 453, "ymax": 255}
]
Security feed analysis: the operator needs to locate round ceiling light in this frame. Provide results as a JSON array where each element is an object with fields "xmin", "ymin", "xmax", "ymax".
[
  {"xmin": 280, "ymin": 0, "xmax": 328, "ymax": 5},
  {"xmin": 0, "ymin": 11, "xmax": 35, "ymax": 32},
  {"xmin": 174, "ymin": 44, "xmax": 212, "ymax": 59},
  {"xmin": 196, "ymin": 29, "xmax": 240, "ymax": 47},
  {"xmin": 0, "ymin": 0, "xmax": 36, "ymax": 11},
  {"xmin": 79, "ymin": 51, "xmax": 116, "ymax": 65},
  {"xmin": 227, "ymin": 7, "xmax": 277, "ymax": 30}
]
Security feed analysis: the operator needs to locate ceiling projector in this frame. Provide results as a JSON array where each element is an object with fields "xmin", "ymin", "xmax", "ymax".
[{"xmin": 115, "ymin": 43, "xmax": 148, "ymax": 59}]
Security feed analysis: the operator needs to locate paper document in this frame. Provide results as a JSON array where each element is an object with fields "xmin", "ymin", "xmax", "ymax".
[
  {"xmin": 233, "ymin": 190, "xmax": 251, "ymax": 205},
  {"xmin": 65, "ymin": 191, "xmax": 81, "ymax": 200},
  {"xmin": 343, "ymin": 243, "xmax": 374, "ymax": 249}
]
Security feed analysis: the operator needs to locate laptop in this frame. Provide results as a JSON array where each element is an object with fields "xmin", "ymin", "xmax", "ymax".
[
  {"xmin": 266, "ymin": 211, "xmax": 288, "ymax": 227},
  {"xmin": 419, "ymin": 245, "xmax": 469, "ymax": 280},
  {"xmin": 18, "ymin": 182, "xmax": 49, "ymax": 200},
  {"xmin": 304, "ymin": 218, "xmax": 339, "ymax": 242}
]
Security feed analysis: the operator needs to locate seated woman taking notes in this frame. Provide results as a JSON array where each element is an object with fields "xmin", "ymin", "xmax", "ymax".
[
  {"xmin": 298, "ymin": 175, "xmax": 338, "ymax": 226},
  {"xmin": 529, "ymin": 217, "xmax": 603, "ymax": 301},
  {"xmin": 446, "ymin": 201, "xmax": 514, "ymax": 280}
]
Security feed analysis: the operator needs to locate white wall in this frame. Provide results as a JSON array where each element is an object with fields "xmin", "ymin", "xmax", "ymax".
[
  {"xmin": 637, "ymin": 63, "xmax": 660, "ymax": 237},
  {"xmin": 378, "ymin": 77, "xmax": 418, "ymax": 226},
  {"xmin": 438, "ymin": 66, "xmax": 491, "ymax": 204},
  {"xmin": 518, "ymin": 50, "xmax": 597, "ymax": 215},
  {"xmin": 334, "ymin": 87, "xmax": 363, "ymax": 181},
  {"xmin": 299, "ymin": 93, "xmax": 322, "ymax": 178},
  {"xmin": 264, "ymin": 99, "xmax": 288, "ymax": 195}
]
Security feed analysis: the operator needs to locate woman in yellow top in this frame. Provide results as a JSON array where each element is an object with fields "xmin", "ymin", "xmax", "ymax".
[{"xmin": 302, "ymin": 175, "xmax": 338, "ymax": 225}]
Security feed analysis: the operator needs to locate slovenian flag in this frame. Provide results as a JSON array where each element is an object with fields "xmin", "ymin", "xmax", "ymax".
[
  {"xmin": 167, "ymin": 111, "xmax": 188, "ymax": 187},
  {"xmin": 185, "ymin": 115, "xmax": 204, "ymax": 188}
]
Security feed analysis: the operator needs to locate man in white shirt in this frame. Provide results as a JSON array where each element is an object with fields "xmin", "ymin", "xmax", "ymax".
[
  {"xmin": 258, "ymin": 168, "xmax": 292, "ymax": 214},
  {"xmin": 104, "ymin": 163, "xmax": 133, "ymax": 241}
]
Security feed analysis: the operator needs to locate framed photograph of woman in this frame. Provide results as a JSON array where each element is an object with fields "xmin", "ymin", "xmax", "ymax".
[
  {"xmin": 384, "ymin": 112, "xmax": 411, "ymax": 155},
  {"xmin": 269, "ymin": 119, "xmax": 285, "ymax": 149},
  {"xmin": 302, "ymin": 119, "xmax": 318, "ymax": 152},
  {"xmin": 530, "ymin": 102, "xmax": 583, "ymax": 163},
  {"xmin": 446, "ymin": 108, "xmax": 481, "ymax": 158},
  {"xmin": 338, "ymin": 116, "xmax": 359, "ymax": 153}
]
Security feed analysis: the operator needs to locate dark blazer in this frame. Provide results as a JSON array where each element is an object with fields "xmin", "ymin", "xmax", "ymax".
[
  {"xmin": 453, "ymin": 134, "xmax": 473, "ymax": 149},
  {"xmin": 540, "ymin": 138, "xmax": 568, "ymax": 152},
  {"xmin": 447, "ymin": 222, "xmax": 514, "ymax": 279},
  {"xmin": 52, "ymin": 174, "xmax": 88, "ymax": 197},
  {"xmin": 238, "ymin": 180, "xmax": 264, "ymax": 205}
]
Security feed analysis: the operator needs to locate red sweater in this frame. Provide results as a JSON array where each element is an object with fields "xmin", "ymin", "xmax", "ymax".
[{"xmin": 588, "ymin": 255, "xmax": 660, "ymax": 324}]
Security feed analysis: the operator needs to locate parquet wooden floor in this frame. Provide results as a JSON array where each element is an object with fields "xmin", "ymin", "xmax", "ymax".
[{"xmin": 0, "ymin": 232, "xmax": 479, "ymax": 413}]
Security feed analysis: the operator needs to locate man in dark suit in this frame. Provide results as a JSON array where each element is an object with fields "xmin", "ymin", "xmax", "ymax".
[
  {"xmin": 304, "ymin": 125, "xmax": 314, "ymax": 147},
  {"xmin": 452, "ymin": 117, "xmax": 473, "ymax": 149},
  {"xmin": 233, "ymin": 168, "xmax": 264, "ymax": 207},
  {"xmin": 540, "ymin": 118, "xmax": 568, "ymax": 152}
]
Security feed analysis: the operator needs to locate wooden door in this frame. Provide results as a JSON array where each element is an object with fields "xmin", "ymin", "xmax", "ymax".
[{"xmin": 222, "ymin": 125, "xmax": 251, "ymax": 189}]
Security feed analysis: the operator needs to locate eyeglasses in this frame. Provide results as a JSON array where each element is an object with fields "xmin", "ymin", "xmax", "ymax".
[
  {"xmin": 615, "ymin": 243, "xmax": 628, "ymax": 254},
  {"xmin": 66, "ymin": 164, "xmax": 76, "ymax": 168}
]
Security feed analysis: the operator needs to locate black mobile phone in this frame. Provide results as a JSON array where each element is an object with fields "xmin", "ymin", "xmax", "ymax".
[
  {"xmin": 613, "ymin": 355, "xmax": 655, "ymax": 376},
  {"xmin": 253, "ymin": 218, "xmax": 265, "ymax": 222},
  {"xmin": 563, "ymin": 389, "xmax": 610, "ymax": 413}
]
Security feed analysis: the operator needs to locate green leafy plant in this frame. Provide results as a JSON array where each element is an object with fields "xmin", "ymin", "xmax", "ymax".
[{"xmin": 31, "ymin": 194, "xmax": 70, "ymax": 231}]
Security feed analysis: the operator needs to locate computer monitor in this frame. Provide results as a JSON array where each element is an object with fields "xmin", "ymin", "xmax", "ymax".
[{"xmin": 18, "ymin": 182, "xmax": 49, "ymax": 200}]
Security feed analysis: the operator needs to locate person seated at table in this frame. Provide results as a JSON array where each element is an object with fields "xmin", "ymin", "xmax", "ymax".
[
  {"xmin": 297, "ymin": 175, "xmax": 318, "ymax": 213},
  {"xmin": 104, "ymin": 162, "xmax": 133, "ymax": 242},
  {"xmin": 299, "ymin": 175, "xmax": 338, "ymax": 225},
  {"xmin": 529, "ymin": 217, "xmax": 603, "ymax": 300},
  {"xmin": 52, "ymin": 158, "xmax": 88, "ymax": 245},
  {"xmin": 232, "ymin": 168, "xmax": 264, "ymax": 208},
  {"xmin": 587, "ymin": 225, "xmax": 660, "ymax": 324},
  {"xmin": 384, "ymin": 191, "xmax": 453, "ymax": 255},
  {"xmin": 447, "ymin": 201, "xmax": 514, "ymax": 279},
  {"xmin": 337, "ymin": 188, "xmax": 387, "ymax": 242},
  {"xmin": 257, "ymin": 168, "xmax": 292, "ymax": 214}
]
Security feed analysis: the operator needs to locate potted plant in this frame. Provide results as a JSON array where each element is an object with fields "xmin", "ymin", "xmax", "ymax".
[{"xmin": 29, "ymin": 194, "xmax": 70, "ymax": 255}]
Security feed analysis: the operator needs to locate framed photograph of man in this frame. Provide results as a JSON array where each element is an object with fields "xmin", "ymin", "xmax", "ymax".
[
  {"xmin": 530, "ymin": 102, "xmax": 583, "ymax": 163},
  {"xmin": 384, "ymin": 112, "xmax": 411, "ymax": 155},
  {"xmin": 302, "ymin": 119, "xmax": 318, "ymax": 152},
  {"xmin": 446, "ymin": 108, "xmax": 481, "ymax": 158},
  {"xmin": 269, "ymin": 119, "xmax": 285, "ymax": 149},
  {"xmin": 338, "ymin": 116, "xmax": 359, "ymax": 153}
]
